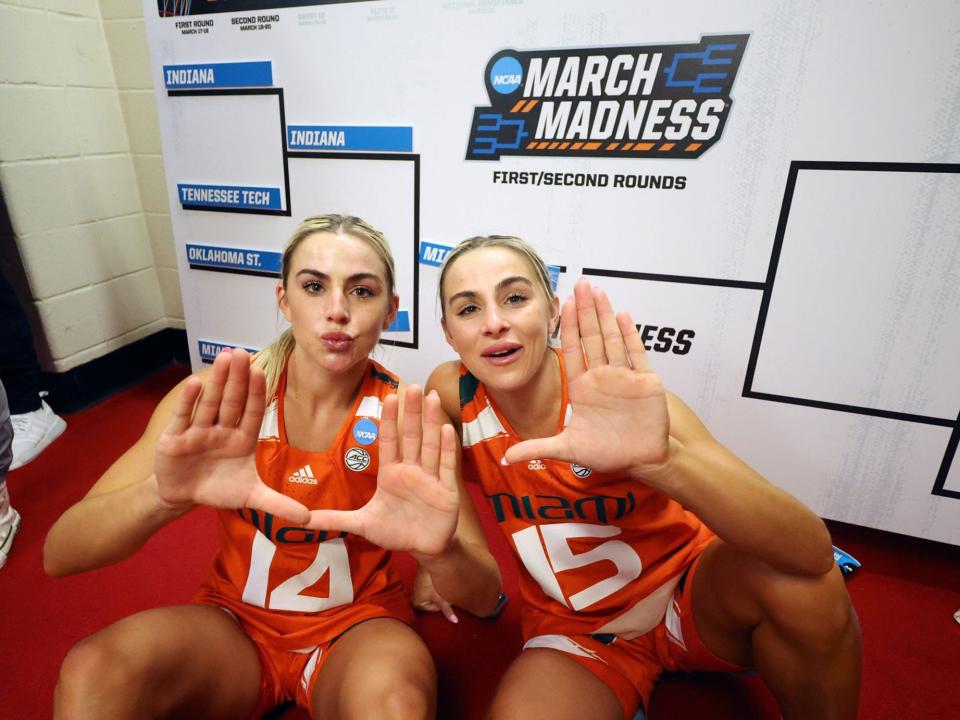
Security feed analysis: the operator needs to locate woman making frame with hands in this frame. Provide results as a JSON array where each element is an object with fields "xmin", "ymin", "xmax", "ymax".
[
  {"xmin": 422, "ymin": 236, "xmax": 860, "ymax": 720},
  {"xmin": 44, "ymin": 215, "xmax": 501, "ymax": 720}
]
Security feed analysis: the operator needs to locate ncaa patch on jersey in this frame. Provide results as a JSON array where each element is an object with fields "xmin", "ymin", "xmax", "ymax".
[
  {"xmin": 345, "ymin": 447, "xmax": 371, "ymax": 472},
  {"xmin": 571, "ymin": 463, "xmax": 593, "ymax": 478},
  {"xmin": 352, "ymin": 418, "xmax": 378, "ymax": 446}
]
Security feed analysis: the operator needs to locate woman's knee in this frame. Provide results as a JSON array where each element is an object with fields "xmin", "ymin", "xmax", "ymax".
[
  {"xmin": 56, "ymin": 632, "xmax": 146, "ymax": 715},
  {"xmin": 327, "ymin": 670, "xmax": 434, "ymax": 720},
  {"xmin": 759, "ymin": 565, "xmax": 858, "ymax": 653},
  {"xmin": 361, "ymin": 649, "xmax": 436, "ymax": 720},
  {"xmin": 312, "ymin": 620, "xmax": 436, "ymax": 720},
  {"xmin": 376, "ymin": 677, "xmax": 434, "ymax": 720}
]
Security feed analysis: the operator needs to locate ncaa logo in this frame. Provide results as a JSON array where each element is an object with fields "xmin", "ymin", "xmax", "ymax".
[
  {"xmin": 490, "ymin": 56, "xmax": 522, "ymax": 94},
  {"xmin": 352, "ymin": 418, "xmax": 378, "ymax": 446},
  {"xmin": 345, "ymin": 447, "xmax": 371, "ymax": 472},
  {"xmin": 571, "ymin": 463, "xmax": 592, "ymax": 478}
]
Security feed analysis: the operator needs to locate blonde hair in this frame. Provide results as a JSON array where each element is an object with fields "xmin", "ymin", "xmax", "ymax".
[
  {"xmin": 438, "ymin": 235, "xmax": 554, "ymax": 317},
  {"xmin": 254, "ymin": 214, "xmax": 396, "ymax": 399}
]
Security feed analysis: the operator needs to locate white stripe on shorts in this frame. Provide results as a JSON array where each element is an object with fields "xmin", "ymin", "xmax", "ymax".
[
  {"xmin": 523, "ymin": 634, "xmax": 608, "ymax": 664},
  {"xmin": 300, "ymin": 647, "xmax": 323, "ymax": 692}
]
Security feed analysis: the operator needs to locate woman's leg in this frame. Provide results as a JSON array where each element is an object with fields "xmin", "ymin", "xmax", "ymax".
[
  {"xmin": 485, "ymin": 648, "xmax": 624, "ymax": 720},
  {"xmin": 689, "ymin": 539, "xmax": 861, "ymax": 720},
  {"xmin": 310, "ymin": 618, "xmax": 436, "ymax": 720},
  {"xmin": 55, "ymin": 604, "xmax": 263, "ymax": 720}
]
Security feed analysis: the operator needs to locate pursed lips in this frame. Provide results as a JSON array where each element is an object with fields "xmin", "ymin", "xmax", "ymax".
[{"xmin": 321, "ymin": 332, "xmax": 353, "ymax": 351}]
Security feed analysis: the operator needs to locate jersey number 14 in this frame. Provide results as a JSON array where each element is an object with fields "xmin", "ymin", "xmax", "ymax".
[{"xmin": 242, "ymin": 532, "xmax": 354, "ymax": 612}]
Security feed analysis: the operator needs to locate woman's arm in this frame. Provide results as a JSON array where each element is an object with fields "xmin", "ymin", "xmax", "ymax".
[
  {"xmin": 644, "ymin": 392, "xmax": 834, "ymax": 576},
  {"xmin": 43, "ymin": 379, "xmax": 193, "ymax": 577},
  {"xmin": 45, "ymin": 349, "xmax": 310, "ymax": 577},
  {"xmin": 410, "ymin": 477, "xmax": 503, "ymax": 618},
  {"xmin": 417, "ymin": 361, "xmax": 502, "ymax": 618},
  {"xmin": 412, "ymin": 376, "xmax": 502, "ymax": 616}
]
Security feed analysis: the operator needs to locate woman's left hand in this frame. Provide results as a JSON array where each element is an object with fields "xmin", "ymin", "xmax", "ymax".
[
  {"xmin": 504, "ymin": 278, "xmax": 673, "ymax": 481},
  {"xmin": 306, "ymin": 386, "xmax": 460, "ymax": 557},
  {"xmin": 412, "ymin": 565, "xmax": 459, "ymax": 623}
]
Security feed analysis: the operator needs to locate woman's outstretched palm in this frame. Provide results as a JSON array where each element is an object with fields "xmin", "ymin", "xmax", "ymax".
[
  {"xmin": 306, "ymin": 386, "xmax": 460, "ymax": 558},
  {"xmin": 504, "ymin": 280, "xmax": 672, "ymax": 478},
  {"xmin": 155, "ymin": 349, "xmax": 310, "ymax": 524}
]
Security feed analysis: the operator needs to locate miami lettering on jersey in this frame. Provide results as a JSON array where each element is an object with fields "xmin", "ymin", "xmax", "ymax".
[
  {"xmin": 236, "ymin": 508, "xmax": 347, "ymax": 545},
  {"xmin": 486, "ymin": 490, "xmax": 637, "ymax": 523}
]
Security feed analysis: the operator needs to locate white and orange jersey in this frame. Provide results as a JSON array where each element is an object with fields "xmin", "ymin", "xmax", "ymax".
[
  {"xmin": 459, "ymin": 349, "xmax": 714, "ymax": 641},
  {"xmin": 196, "ymin": 360, "xmax": 412, "ymax": 651}
]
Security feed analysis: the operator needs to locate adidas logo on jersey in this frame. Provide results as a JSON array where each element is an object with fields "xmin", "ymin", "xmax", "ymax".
[
  {"xmin": 527, "ymin": 459, "xmax": 546, "ymax": 470},
  {"xmin": 288, "ymin": 465, "xmax": 317, "ymax": 485}
]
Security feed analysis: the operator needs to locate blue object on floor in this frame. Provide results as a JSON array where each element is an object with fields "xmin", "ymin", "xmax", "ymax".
[{"xmin": 833, "ymin": 545, "xmax": 861, "ymax": 575}]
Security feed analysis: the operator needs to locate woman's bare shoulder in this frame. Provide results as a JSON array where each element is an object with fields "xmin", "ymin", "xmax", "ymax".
[{"xmin": 426, "ymin": 361, "xmax": 462, "ymax": 425}]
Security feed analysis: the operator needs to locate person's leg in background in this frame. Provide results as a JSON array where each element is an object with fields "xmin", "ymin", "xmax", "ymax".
[
  {"xmin": 0, "ymin": 270, "xmax": 65, "ymax": 469},
  {"xmin": 0, "ymin": 380, "xmax": 22, "ymax": 568}
]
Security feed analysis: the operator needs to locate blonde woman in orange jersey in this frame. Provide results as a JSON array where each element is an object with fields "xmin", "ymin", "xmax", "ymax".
[
  {"xmin": 424, "ymin": 236, "xmax": 860, "ymax": 720},
  {"xmin": 43, "ymin": 215, "xmax": 501, "ymax": 720}
]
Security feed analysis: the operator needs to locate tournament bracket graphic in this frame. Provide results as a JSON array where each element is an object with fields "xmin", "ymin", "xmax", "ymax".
[
  {"xmin": 161, "ymin": 59, "xmax": 419, "ymax": 357},
  {"xmin": 466, "ymin": 35, "xmax": 748, "ymax": 161},
  {"xmin": 585, "ymin": 161, "xmax": 960, "ymax": 505}
]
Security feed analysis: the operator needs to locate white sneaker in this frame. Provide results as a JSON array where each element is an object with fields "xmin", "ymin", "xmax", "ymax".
[
  {"xmin": 10, "ymin": 398, "xmax": 66, "ymax": 470},
  {"xmin": 0, "ymin": 507, "xmax": 20, "ymax": 569}
]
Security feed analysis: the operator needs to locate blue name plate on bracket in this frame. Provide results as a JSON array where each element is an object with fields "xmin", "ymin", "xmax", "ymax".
[
  {"xmin": 198, "ymin": 340, "xmax": 260, "ymax": 363},
  {"xmin": 287, "ymin": 125, "xmax": 413, "ymax": 152},
  {"xmin": 178, "ymin": 184, "xmax": 281, "ymax": 210},
  {"xmin": 386, "ymin": 310, "xmax": 411, "ymax": 333},
  {"xmin": 186, "ymin": 244, "xmax": 282, "ymax": 274},
  {"xmin": 164, "ymin": 61, "xmax": 272, "ymax": 89}
]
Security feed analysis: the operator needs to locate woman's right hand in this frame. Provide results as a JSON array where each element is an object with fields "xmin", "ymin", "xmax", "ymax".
[
  {"xmin": 154, "ymin": 349, "xmax": 310, "ymax": 524},
  {"xmin": 503, "ymin": 279, "xmax": 672, "ymax": 483}
]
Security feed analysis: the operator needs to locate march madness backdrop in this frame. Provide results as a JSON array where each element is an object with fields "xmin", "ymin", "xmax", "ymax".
[{"xmin": 144, "ymin": 0, "xmax": 960, "ymax": 545}]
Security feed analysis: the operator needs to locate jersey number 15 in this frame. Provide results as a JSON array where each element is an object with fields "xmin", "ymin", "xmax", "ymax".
[{"xmin": 513, "ymin": 522, "xmax": 642, "ymax": 610}]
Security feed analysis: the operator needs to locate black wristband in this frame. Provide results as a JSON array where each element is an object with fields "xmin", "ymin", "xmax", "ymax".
[{"xmin": 487, "ymin": 591, "xmax": 509, "ymax": 618}]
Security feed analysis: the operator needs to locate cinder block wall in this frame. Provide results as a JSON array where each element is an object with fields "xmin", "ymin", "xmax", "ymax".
[{"xmin": 0, "ymin": 0, "xmax": 182, "ymax": 376}]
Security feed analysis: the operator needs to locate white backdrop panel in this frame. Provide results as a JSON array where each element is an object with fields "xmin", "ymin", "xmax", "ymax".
[
  {"xmin": 144, "ymin": 0, "xmax": 960, "ymax": 543},
  {"xmin": 753, "ymin": 169, "xmax": 960, "ymax": 420},
  {"xmin": 166, "ymin": 93, "xmax": 286, "ymax": 194}
]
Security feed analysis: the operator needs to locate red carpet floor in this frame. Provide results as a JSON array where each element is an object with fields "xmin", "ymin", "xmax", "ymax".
[{"xmin": 1, "ymin": 363, "xmax": 958, "ymax": 719}]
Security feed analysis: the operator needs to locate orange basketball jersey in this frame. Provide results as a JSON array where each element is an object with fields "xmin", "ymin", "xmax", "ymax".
[
  {"xmin": 459, "ymin": 349, "xmax": 714, "ymax": 641},
  {"xmin": 195, "ymin": 360, "xmax": 413, "ymax": 651}
]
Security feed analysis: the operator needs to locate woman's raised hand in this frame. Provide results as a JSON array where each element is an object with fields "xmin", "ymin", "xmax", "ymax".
[
  {"xmin": 306, "ymin": 386, "xmax": 460, "ymax": 557},
  {"xmin": 154, "ymin": 349, "xmax": 310, "ymax": 524},
  {"xmin": 504, "ymin": 278, "xmax": 672, "ymax": 478}
]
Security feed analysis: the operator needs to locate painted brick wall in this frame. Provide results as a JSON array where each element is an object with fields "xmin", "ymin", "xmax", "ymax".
[{"xmin": 0, "ymin": 0, "xmax": 182, "ymax": 374}]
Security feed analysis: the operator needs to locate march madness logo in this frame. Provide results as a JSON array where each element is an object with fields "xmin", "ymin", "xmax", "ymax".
[{"xmin": 466, "ymin": 34, "xmax": 748, "ymax": 161}]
